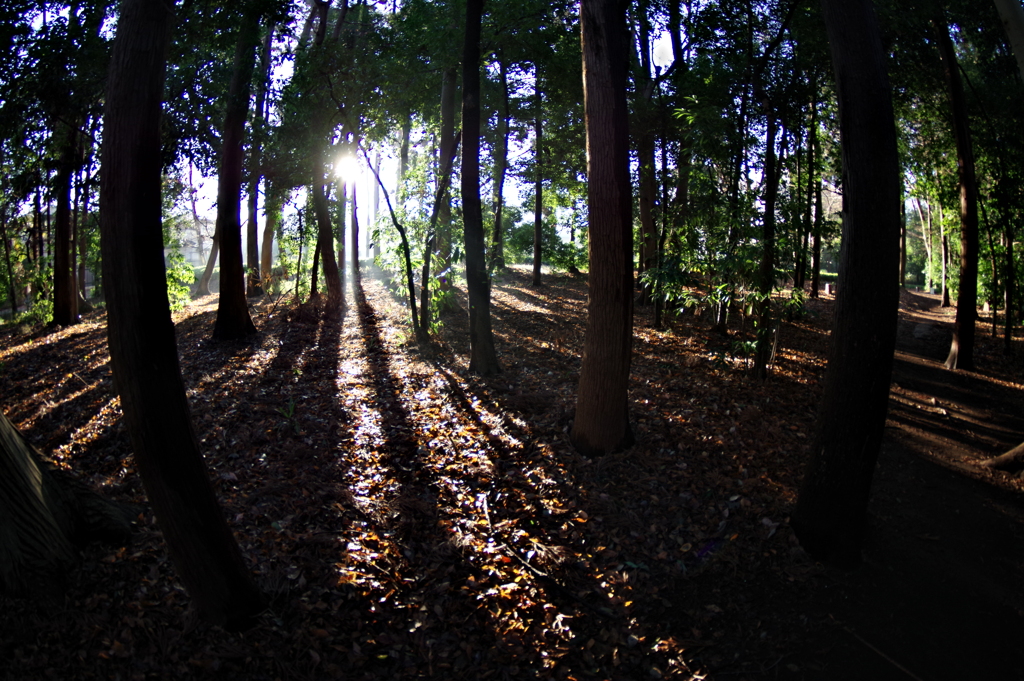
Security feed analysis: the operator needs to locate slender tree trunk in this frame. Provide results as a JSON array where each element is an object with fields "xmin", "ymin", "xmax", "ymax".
[
  {"xmin": 935, "ymin": 19, "xmax": 980, "ymax": 371},
  {"xmin": 260, "ymin": 191, "xmax": 280, "ymax": 293},
  {"xmin": 311, "ymin": 165, "xmax": 342, "ymax": 311},
  {"xmin": 213, "ymin": 12, "xmax": 260, "ymax": 340},
  {"xmin": 461, "ymin": 0, "xmax": 500, "ymax": 375},
  {"xmin": 532, "ymin": 67, "xmax": 544, "ymax": 287},
  {"xmin": 914, "ymin": 197, "xmax": 934, "ymax": 291},
  {"xmin": 310, "ymin": 235, "xmax": 321, "ymax": 298},
  {"xmin": 899, "ymin": 197, "xmax": 907, "ymax": 288},
  {"xmin": 53, "ymin": 131, "xmax": 78, "ymax": 326},
  {"xmin": 1004, "ymin": 224, "xmax": 1014, "ymax": 352},
  {"xmin": 245, "ymin": 24, "xmax": 271, "ymax": 298},
  {"xmin": 351, "ymin": 181, "xmax": 359, "ymax": 273},
  {"xmin": 810, "ymin": 175, "xmax": 822, "ymax": 298},
  {"xmin": 100, "ymin": 0, "xmax": 264, "ymax": 627},
  {"xmin": 194, "ymin": 227, "xmax": 219, "ymax": 297},
  {"xmin": 792, "ymin": 0, "xmax": 901, "ymax": 566},
  {"xmin": 753, "ymin": 115, "xmax": 781, "ymax": 381},
  {"xmin": 490, "ymin": 57, "xmax": 510, "ymax": 272},
  {"xmin": 372, "ymin": 151, "xmax": 381, "ymax": 260},
  {"xmin": 1, "ymin": 207, "xmax": 18, "ymax": 315},
  {"xmin": 437, "ymin": 68, "xmax": 458, "ymax": 306},
  {"xmin": 571, "ymin": 0, "xmax": 634, "ymax": 457}
]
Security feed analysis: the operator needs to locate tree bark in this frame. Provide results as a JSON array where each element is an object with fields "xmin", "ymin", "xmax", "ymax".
[
  {"xmin": 213, "ymin": 11, "xmax": 260, "ymax": 340},
  {"xmin": 753, "ymin": 115, "xmax": 782, "ymax": 381},
  {"xmin": 490, "ymin": 56, "xmax": 510, "ymax": 272},
  {"xmin": 791, "ymin": 0, "xmax": 901, "ymax": 566},
  {"xmin": 993, "ymin": 0, "xmax": 1024, "ymax": 84},
  {"xmin": 462, "ymin": 0, "xmax": 500, "ymax": 375},
  {"xmin": 436, "ymin": 67, "xmax": 459, "ymax": 307},
  {"xmin": 0, "ymin": 409, "xmax": 134, "ymax": 596},
  {"xmin": 312, "ymin": 163, "xmax": 343, "ymax": 312},
  {"xmin": 935, "ymin": 20, "xmax": 980, "ymax": 371},
  {"xmin": 532, "ymin": 67, "xmax": 544, "ymax": 287},
  {"xmin": 571, "ymin": 0, "xmax": 634, "ymax": 457},
  {"xmin": 99, "ymin": 0, "xmax": 264, "ymax": 628},
  {"xmin": 260, "ymin": 191, "xmax": 281, "ymax": 293},
  {"xmin": 194, "ymin": 225, "xmax": 219, "ymax": 297},
  {"xmin": 245, "ymin": 23, "xmax": 272, "ymax": 298},
  {"xmin": 53, "ymin": 131, "xmax": 79, "ymax": 326}
]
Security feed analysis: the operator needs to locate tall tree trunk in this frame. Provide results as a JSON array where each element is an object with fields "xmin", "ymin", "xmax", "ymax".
[
  {"xmin": 2, "ymin": 206, "xmax": 18, "ymax": 315},
  {"xmin": 914, "ymin": 197, "xmax": 934, "ymax": 291},
  {"xmin": 100, "ymin": 0, "xmax": 264, "ymax": 628},
  {"xmin": 260, "ymin": 191, "xmax": 280, "ymax": 293},
  {"xmin": 461, "ymin": 0, "xmax": 500, "ymax": 375},
  {"xmin": 935, "ymin": 19, "xmax": 980, "ymax": 371},
  {"xmin": 213, "ymin": 12, "xmax": 260, "ymax": 340},
  {"xmin": 571, "ymin": 0, "xmax": 634, "ymax": 457},
  {"xmin": 490, "ymin": 56, "xmax": 510, "ymax": 272},
  {"xmin": 312, "ymin": 165, "xmax": 343, "ymax": 311},
  {"xmin": 437, "ymin": 67, "xmax": 458, "ymax": 306},
  {"xmin": 993, "ymin": 0, "xmax": 1024, "ymax": 83},
  {"xmin": 810, "ymin": 174, "xmax": 822, "ymax": 298},
  {"xmin": 372, "ymin": 151, "xmax": 381, "ymax": 260},
  {"xmin": 351, "ymin": 181, "xmax": 359, "ymax": 274},
  {"xmin": 753, "ymin": 115, "xmax": 782, "ymax": 381},
  {"xmin": 245, "ymin": 23, "xmax": 271, "ymax": 298},
  {"xmin": 792, "ymin": 0, "xmax": 901, "ymax": 566},
  {"xmin": 532, "ymin": 67, "xmax": 544, "ymax": 287},
  {"xmin": 53, "ymin": 131, "xmax": 78, "ymax": 326}
]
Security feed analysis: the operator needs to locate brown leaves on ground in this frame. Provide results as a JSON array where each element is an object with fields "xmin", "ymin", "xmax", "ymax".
[{"xmin": 1, "ymin": 268, "xmax": 1022, "ymax": 680}]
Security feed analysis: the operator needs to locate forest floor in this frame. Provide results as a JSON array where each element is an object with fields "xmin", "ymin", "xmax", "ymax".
[{"xmin": 1, "ymin": 265, "xmax": 1023, "ymax": 680}]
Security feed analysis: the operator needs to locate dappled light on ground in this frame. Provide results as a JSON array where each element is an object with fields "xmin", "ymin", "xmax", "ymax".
[{"xmin": 1, "ymin": 272, "xmax": 1023, "ymax": 679}]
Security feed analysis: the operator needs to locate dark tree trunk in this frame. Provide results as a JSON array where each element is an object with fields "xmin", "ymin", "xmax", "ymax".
[
  {"xmin": 941, "ymin": 228, "xmax": 951, "ymax": 306},
  {"xmin": 312, "ymin": 162, "xmax": 343, "ymax": 312},
  {"xmin": 53, "ymin": 131, "xmax": 78, "ymax": 326},
  {"xmin": 532, "ymin": 68, "xmax": 544, "ymax": 287},
  {"xmin": 436, "ymin": 67, "xmax": 458, "ymax": 307},
  {"xmin": 1, "ymin": 207, "xmax": 18, "ymax": 315},
  {"xmin": 490, "ymin": 56, "xmax": 510, "ymax": 272},
  {"xmin": 351, "ymin": 182, "xmax": 359, "ymax": 274},
  {"xmin": 420, "ymin": 132, "xmax": 461, "ymax": 341},
  {"xmin": 792, "ymin": 0, "xmax": 901, "ymax": 566},
  {"xmin": 753, "ymin": 115, "xmax": 782, "ymax": 381},
  {"xmin": 0, "ymin": 409, "xmax": 134, "ymax": 596},
  {"xmin": 571, "ymin": 0, "xmax": 634, "ymax": 457},
  {"xmin": 213, "ymin": 12, "xmax": 260, "ymax": 340},
  {"xmin": 310, "ymin": 236, "xmax": 321, "ymax": 298},
  {"xmin": 99, "ymin": 0, "xmax": 264, "ymax": 628},
  {"xmin": 935, "ymin": 20, "xmax": 980, "ymax": 371},
  {"xmin": 245, "ymin": 24, "xmax": 271, "ymax": 298},
  {"xmin": 461, "ymin": 0, "xmax": 500, "ymax": 375}
]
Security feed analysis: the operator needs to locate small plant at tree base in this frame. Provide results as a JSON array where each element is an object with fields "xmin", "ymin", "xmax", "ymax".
[{"xmin": 276, "ymin": 397, "xmax": 299, "ymax": 433}]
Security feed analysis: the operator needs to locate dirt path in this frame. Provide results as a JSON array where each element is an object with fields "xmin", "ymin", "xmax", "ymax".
[{"xmin": 776, "ymin": 290, "xmax": 1024, "ymax": 680}]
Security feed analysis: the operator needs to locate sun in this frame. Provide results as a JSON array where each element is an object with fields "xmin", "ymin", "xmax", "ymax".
[{"xmin": 334, "ymin": 154, "xmax": 359, "ymax": 182}]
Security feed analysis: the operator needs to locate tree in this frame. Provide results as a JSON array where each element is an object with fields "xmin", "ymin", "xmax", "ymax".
[
  {"xmin": 935, "ymin": 18, "xmax": 980, "ymax": 371},
  {"xmin": 99, "ymin": 0, "xmax": 264, "ymax": 627},
  {"xmin": 791, "ymin": 0, "xmax": 902, "ymax": 565},
  {"xmin": 0, "ymin": 408, "xmax": 133, "ymax": 595},
  {"xmin": 461, "ymin": 0, "xmax": 501, "ymax": 375},
  {"xmin": 993, "ymin": 0, "xmax": 1024, "ymax": 83},
  {"xmin": 212, "ymin": 9, "xmax": 261, "ymax": 340},
  {"xmin": 570, "ymin": 0, "xmax": 634, "ymax": 457}
]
